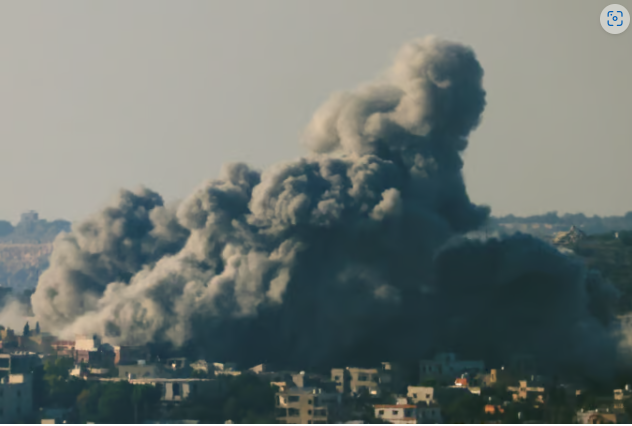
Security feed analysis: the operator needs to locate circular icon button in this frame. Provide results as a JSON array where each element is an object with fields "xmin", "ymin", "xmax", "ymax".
[{"xmin": 601, "ymin": 4, "xmax": 630, "ymax": 34}]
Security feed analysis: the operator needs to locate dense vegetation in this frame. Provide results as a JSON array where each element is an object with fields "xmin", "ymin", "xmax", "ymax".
[{"xmin": 33, "ymin": 359, "xmax": 278, "ymax": 424}]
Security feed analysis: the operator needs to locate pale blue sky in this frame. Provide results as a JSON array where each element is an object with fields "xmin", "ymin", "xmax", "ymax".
[{"xmin": 0, "ymin": 0, "xmax": 630, "ymax": 222}]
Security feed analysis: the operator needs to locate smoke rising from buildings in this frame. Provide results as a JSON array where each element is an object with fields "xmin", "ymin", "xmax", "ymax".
[{"xmin": 27, "ymin": 37, "xmax": 622, "ymax": 380}]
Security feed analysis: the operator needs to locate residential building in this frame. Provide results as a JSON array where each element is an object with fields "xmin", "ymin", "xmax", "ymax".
[
  {"xmin": 113, "ymin": 345, "xmax": 149, "ymax": 365},
  {"xmin": 118, "ymin": 362, "xmax": 165, "ymax": 379},
  {"xmin": 379, "ymin": 362, "xmax": 406, "ymax": 393},
  {"xmin": 249, "ymin": 364, "xmax": 270, "ymax": 374},
  {"xmin": 50, "ymin": 340, "xmax": 74, "ymax": 357},
  {"xmin": 276, "ymin": 387, "xmax": 342, "ymax": 424},
  {"xmin": 374, "ymin": 403, "xmax": 417, "ymax": 424},
  {"xmin": 129, "ymin": 378, "xmax": 225, "ymax": 403},
  {"xmin": 577, "ymin": 409, "xmax": 628, "ymax": 424},
  {"xmin": 74, "ymin": 349, "xmax": 102, "ymax": 365},
  {"xmin": 190, "ymin": 360, "xmax": 210, "ymax": 374},
  {"xmin": 331, "ymin": 367, "xmax": 380, "ymax": 396},
  {"xmin": 419, "ymin": 353, "xmax": 484, "ymax": 383},
  {"xmin": 614, "ymin": 385, "xmax": 632, "ymax": 412},
  {"xmin": 0, "ymin": 374, "xmax": 33, "ymax": 423},
  {"xmin": 212, "ymin": 362, "xmax": 240, "ymax": 376},
  {"xmin": 0, "ymin": 352, "xmax": 41, "ymax": 378},
  {"xmin": 507, "ymin": 380, "xmax": 546, "ymax": 404},
  {"xmin": 407, "ymin": 386, "xmax": 435, "ymax": 405},
  {"xmin": 75, "ymin": 335, "xmax": 100, "ymax": 351}
]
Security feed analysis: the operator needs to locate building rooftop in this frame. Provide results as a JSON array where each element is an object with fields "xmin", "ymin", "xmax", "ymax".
[{"xmin": 374, "ymin": 404, "xmax": 417, "ymax": 409}]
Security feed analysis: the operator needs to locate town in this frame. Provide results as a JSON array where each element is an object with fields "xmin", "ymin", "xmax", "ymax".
[{"xmin": 0, "ymin": 326, "xmax": 630, "ymax": 423}]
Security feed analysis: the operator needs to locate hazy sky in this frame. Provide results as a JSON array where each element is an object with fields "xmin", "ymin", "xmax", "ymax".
[{"xmin": 0, "ymin": 0, "xmax": 630, "ymax": 223}]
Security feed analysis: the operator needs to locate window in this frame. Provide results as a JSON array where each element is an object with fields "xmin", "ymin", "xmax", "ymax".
[
  {"xmin": 392, "ymin": 410, "xmax": 398, "ymax": 415},
  {"xmin": 308, "ymin": 399, "xmax": 312, "ymax": 405},
  {"xmin": 412, "ymin": 393, "xmax": 417, "ymax": 398},
  {"xmin": 288, "ymin": 408, "xmax": 300, "ymax": 417},
  {"xmin": 378, "ymin": 410, "xmax": 384, "ymax": 415},
  {"xmin": 314, "ymin": 409, "xmax": 327, "ymax": 417},
  {"xmin": 288, "ymin": 396, "xmax": 300, "ymax": 403},
  {"xmin": 334, "ymin": 375, "xmax": 340, "ymax": 381},
  {"xmin": 426, "ymin": 394, "xmax": 430, "ymax": 399},
  {"xmin": 307, "ymin": 410, "xmax": 312, "ymax": 415},
  {"xmin": 358, "ymin": 375, "xmax": 368, "ymax": 381},
  {"xmin": 172, "ymin": 383, "xmax": 181, "ymax": 397}
]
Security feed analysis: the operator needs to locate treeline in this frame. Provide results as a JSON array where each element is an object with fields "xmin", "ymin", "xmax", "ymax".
[
  {"xmin": 488, "ymin": 211, "xmax": 632, "ymax": 236},
  {"xmin": 36, "ymin": 358, "xmax": 277, "ymax": 424}
]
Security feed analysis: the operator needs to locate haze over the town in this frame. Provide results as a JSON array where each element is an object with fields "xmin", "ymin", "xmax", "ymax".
[{"xmin": 0, "ymin": 0, "xmax": 631, "ymax": 223}]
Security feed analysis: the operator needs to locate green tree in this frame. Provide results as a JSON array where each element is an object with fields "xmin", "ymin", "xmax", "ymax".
[
  {"xmin": 23, "ymin": 321, "xmax": 30, "ymax": 337},
  {"xmin": 35, "ymin": 321, "xmax": 40, "ymax": 334},
  {"xmin": 443, "ymin": 393, "xmax": 486, "ymax": 423}
]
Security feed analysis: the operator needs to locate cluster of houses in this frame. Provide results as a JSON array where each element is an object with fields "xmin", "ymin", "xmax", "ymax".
[{"xmin": 1, "ymin": 325, "xmax": 631, "ymax": 424}]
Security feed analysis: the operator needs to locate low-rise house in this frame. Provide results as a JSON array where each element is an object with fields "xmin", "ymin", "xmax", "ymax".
[
  {"xmin": 407, "ymin": 386, "xmax": 435, "ymax": 405},
  {"xmin": 331, "ymin": 367, "xmax": 380, "ymax": 396},
  {"xmin": 212, "ymin": 362, "xmax": 240, "ymax": 376},
  {"xmin": 118, "ymin": 361, "xmax": 166, "ymax": 379},
  {"xmin": 276, "ymin": 387, "xmax": 341, "ymax": 424},
  {"xmin": 0, "ymin": 374, "xmax": 33, "ymax": 423},
  {"xmin": 374, "ymin": 403, "xmax": 418, "ymax": 424},
  {"xmin": 190, "ymin": 360, "xmax": 210, "ymax": 374}
]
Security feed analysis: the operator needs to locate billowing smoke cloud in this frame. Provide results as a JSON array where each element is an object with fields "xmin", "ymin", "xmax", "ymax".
[{"xmin": 29, "ymin": 36, "xmax": 622, "ymax": 380}]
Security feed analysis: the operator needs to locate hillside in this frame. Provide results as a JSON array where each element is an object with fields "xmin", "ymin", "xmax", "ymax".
[
  {"xmin": 0, "ymin": 211, "xmax": 70, "ymax": 291},
  {"xmin": 556, "ymin": 231, "xmax": 632, "ymax": 314}
]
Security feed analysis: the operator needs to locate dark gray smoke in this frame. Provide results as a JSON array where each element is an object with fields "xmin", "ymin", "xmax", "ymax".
[{"xmin": 29, "ymin": 37, "xmax": 623, "ymax": 380}]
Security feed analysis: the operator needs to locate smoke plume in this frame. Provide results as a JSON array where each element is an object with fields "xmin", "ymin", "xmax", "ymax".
[{"xmin": 29, "ymin": 37, "xmax": 622, "ymax": 380}]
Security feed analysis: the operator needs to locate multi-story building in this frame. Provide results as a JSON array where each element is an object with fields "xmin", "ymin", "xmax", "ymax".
[
  {"xmin": 379, "ymin": 362, "xmax": 406, "ymax": 393},
  {"xmin": 113, "ymin": 345, "xmax": 149, "ymax": 365},
  {"xmin": 419, "ymin": 353, "xmax": 484, "ymax": 383},
  {"xmin": 0, "ymin": 374, "xmax": 33, "ymax": 423},
  {"xmin": 0, "ymin": 352, "xmax": 41, "ymax": 378},
  {"xmin": 50, "ymin": 340, "xmax": 75, "ymax": 357},
  {"xmin": 276, "ymin": 387, "xmax": 341, "ymax": 424},
  {"xmin": 507, "ymin": 379, "xmax": 546, "ymax": 404},
  {"xmin": 331, "ymin": 367, "xmax": 380, "ymax": 396},
  {"xmin": 614, "ymin": 385, "xmax": 632, "ymax": 412}
]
